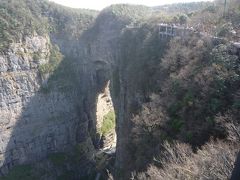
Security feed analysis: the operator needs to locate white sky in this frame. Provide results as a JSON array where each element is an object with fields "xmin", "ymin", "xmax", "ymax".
[{"xmin": 49, "ymin": 0, "xmax": 213, "ymax": 10}]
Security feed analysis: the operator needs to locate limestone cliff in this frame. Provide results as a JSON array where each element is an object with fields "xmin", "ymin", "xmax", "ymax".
[
  {"xmin": 0, "ymin": 0, "xmax": 98, "ymax": 178},
  {"xmin": 0, "ymin": 34, "xmax": 96, "ymax": 177},
  {"xmin": 0, "ymin": 1, "xmax": 150, "ymax": 178}
]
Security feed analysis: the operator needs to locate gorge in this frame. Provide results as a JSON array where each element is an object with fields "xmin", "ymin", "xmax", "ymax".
[{"xmin": 0, "ymin": 0, "xmax": 240, "ymax": 179}]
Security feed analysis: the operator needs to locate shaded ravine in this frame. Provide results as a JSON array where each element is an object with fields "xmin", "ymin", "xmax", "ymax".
[
  {"xmin": 3, "ymin": 3, "xmax": 235, "ymax": 180},
  {"xmin": 0, "ymin": 5, "xmax": 143, "ymax": 179}
]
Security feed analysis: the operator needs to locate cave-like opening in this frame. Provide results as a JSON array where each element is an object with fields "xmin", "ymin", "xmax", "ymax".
[
  {"xmin": 96, "ymin": 80, "xmax": 116, "ymax": 150},
  {"xmin": 94, "ymin": 80, "xmax": 117, "ymax": 178}
]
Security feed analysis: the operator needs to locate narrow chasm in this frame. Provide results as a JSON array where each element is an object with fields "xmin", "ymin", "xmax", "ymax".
[
  {"xmin": 95, "ymin": 80, "xmax": 117, "ymax": 179},
  {"xmin": 96, "ymin": 81, "xmax": 116, "ymax": 150}
]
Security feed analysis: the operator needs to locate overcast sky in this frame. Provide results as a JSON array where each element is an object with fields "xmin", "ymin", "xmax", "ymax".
[{"xmin": 49, "ymin": 0, "xmax": 213, "ymax": 10}]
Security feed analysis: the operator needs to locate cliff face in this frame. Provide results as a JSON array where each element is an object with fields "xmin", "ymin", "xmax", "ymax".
[
  {"xmin": 0, "ymin": 1, "xmax": 150, "ymax": 178},
  {"xmin": 0, "ymin": 36, "xmax": 55, "ymax": 170},
  {"xmin": 112, "ymin": 26, "xmax": 169, "ymax": 178},
  {"xmin": 0, "ymin": 34, "xmax": 95, "ymax": 176},
  {"xmin": 0, "ymin": 1, "xmax": 99, "ymax": 177}
]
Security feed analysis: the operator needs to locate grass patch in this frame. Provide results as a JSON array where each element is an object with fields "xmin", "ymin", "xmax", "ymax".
[{"xmin": 101, "ymin": 111, "xmax": 116, "ymax": 136}]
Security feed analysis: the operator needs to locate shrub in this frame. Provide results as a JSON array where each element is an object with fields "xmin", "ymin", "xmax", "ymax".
[
  {"xmin": 232, "ymin": 100, "xmax": 240, "ymax": 109},
  {"xmin": 39, "ymin": 45, "xmax": 63, "ymax": 76},
  {"xmin": 167, "ymin": 102, "xmax": 183, "ymax": 117},
  {"xmin": 205, "ymin": 5, "xmax": 217, "ymax": 13},
  {"xmin": 185, "ymin": 131, "xmax": 193, "ymax": 141},
  {"xmin": 74, "ymin": 138, "xmax": 94, "ymax": 161},
  {"xmin": 183, "ymin": 91, "xmax": 194, "ymax": 106},
  {"xmin": 210, "ymin": 44, "xmax": 239, "ymax": 82},
  {"xmin": 136, "ymin": 141, "xmax": 238, "ymax": 180},
  {"xmin": 179, "ymin": 14, "xmax": 188, "ymax": 25},
  {"xmin": 0, "ymin": 0, "xmax": 49, "ymax": 51},
  {"xmin": 101, "ymin": 111, "xmax": 116, "ymax": 136},
  {"xmin": 209, "ymin": 98, "xmax": 222, "ymax": 112},
  {"xmin": 216, "ymin": 23, "xmax": 234, "ymax": 37},
  {"xmin": 170, "ymin": 118, "xmax": 184, "ymax": 132}
]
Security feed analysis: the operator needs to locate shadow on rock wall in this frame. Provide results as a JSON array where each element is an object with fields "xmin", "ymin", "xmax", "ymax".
[{"xmin": 0, "ymin": 11, "xmax": 118, "ymax": 178}]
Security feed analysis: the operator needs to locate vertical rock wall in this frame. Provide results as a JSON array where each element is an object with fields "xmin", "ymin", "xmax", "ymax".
[
  {"xmin": 0, "ymin": 36, "xmax": 90, "ymax": 175},
  {"xmin": 0, "ymin": 4, "xmax": 155, "ymax": 179}
]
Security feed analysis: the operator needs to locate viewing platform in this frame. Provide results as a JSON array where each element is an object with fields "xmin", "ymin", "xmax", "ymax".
[{"xmin": 158, "ymin": 23, "xmax": 194, "ymax": 37}]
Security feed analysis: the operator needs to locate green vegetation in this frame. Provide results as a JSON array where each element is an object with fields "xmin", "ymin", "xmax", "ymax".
[
  {"xmin": 154, "ymin": 1, "xmax": 213, "ymax": 14},
  {"xmin": 168, "ymin": 101, "xmax": 183, "ymax": 117},
  {"xmin": 185, "ymin": 131, "xmax": 193, "ymax": 142},
  {"xmin": 151, "ymin": 0, "xmax": 240, "ymax": 40},
  {"xmin": 38, "ymin": 44, "xmax": 65, "ymax": 94},
  {"xmin": 179, "ymin": 14, "xmax": 188, "ymax": 25},
  {"xmin": 46, "ymin": 1, "xmax": 98, "ymax": 39},
  {"xmin": 125, "ymin": 27, "xmax": 240, "ymax": 176},
  {"xmin": 170, "ymin": 118, "xmax": 184, "ymax": 132},
  {"xmin": 45, "ymin": 141, "xmax": 94, "ymax": 178},
  {"xmin": 101, "ymin": 111, "xmax": 116, "ymax": 136},
  {"xmin": 232, "ymin": 100, "xmax": 240, "ymax": 109},
  {"xmin": 39, "ymin": 56, "xmax": 79, "ymax": 94},
  {"xmin": 2, "ymin": 165, "xmax": 38, "ymax": 180},
  {"xmin": 0, "ymin": 0, "xmax": 239, "ymax": 179},
  {"xmin": 189, "ymin": 0, "xmax": 240, "ymax": 39},
  {"xmin": 74, "ymin": 138, "xmax": 94, "ymax": 160},
  {"xmin": 39, "ymin": 45, "xmax": 63, "ymax": 76},
  {"xmin": 106, "ymin": 4, "xmax": 151, "ymax": 22},
  {"xmin": 48, "ymin": 152, "xmax": 67, "ymax": 167},
  {"xmin": 0, "ymin": 0, "xmax": 49, "ymax": 51},
  {"xmin": 0, "ymin": 0, "xmax": 97, "ymax": 51},
  {"xmin": 150, "ymin": 1, "xmax": 212, "ymax": 25},
  {"xmin": 160, "ymin": 37, "xmax": 240, "ymax": 143}
]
